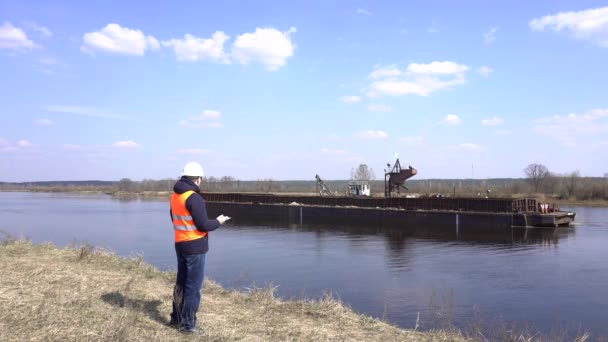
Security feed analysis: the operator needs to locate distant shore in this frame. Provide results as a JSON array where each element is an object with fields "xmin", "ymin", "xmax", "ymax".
[
  {"xmin": 0, "ymin": 239, "xmax": 463, "ymax": 341},
  {"xmin": 4, "ymin": 188, "xmax": 607, "ymax": 207}
]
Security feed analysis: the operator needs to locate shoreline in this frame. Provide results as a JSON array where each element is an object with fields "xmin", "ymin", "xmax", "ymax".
[
  {"xmin": 3, "ymin": 189, "xmax": 607, "ymax": 207},
  {"xmin": 0, "ymin": 239, "xmax": 463, "ymax": 341}
]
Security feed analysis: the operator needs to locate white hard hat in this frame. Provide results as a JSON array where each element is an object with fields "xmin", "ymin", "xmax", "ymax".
[{"xmin": 182, "ymin": 161, "xmax": 204, "ymax": 177}]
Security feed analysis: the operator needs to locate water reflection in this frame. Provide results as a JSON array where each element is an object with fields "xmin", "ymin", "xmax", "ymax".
[
  {"xmin": 230, "ymin": 215, "xmax": 573, "ymax": 245},
  {"xmin": 224, "ymin": 216, "xmax": 575, "ymax": 274}
]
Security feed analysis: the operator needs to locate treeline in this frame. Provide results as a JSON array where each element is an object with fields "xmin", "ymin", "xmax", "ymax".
[
  {"xmin": 397, "ymin": 176, "xmax": 608, "ymax": 200},
  {"xmin": 1, "ymin": 171, "xmax": 607, "ymax": 201},
  {"xmin": 0, "ymin": 180, "xmax": 115, "ymax": 193},
  {"xmin": 112, "ymin": 177, "xmax": 313, "ymax": 193},
  {"xmin": 0, "ymin": 180, "xmax": 114, "ymax": 188}
]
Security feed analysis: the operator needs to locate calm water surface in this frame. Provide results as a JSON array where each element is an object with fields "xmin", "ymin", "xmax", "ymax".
[{"xmin": 1, "ymin": 192, "xmax": 607, "ymax": 337}]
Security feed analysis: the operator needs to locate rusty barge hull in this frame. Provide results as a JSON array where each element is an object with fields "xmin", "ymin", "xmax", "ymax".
[{"xmin": 203, "ymin": 193, "xmax": 575, "ymax": 229}]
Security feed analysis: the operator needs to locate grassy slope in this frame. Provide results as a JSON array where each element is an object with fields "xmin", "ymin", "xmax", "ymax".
[{"xmin": 0, "ymin": 240, "xmax": 465, "ymax": 342}]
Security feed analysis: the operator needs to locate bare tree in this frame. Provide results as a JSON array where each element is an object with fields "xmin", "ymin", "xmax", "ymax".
[
  {"xmin": 523, "ymin": 163, "xmax": 549, "ymax": 193},
  {"xmin": 117, "ymin": 178, "xmax": 137, "ymax": 192},
  {"xmin": 565, "ymin": 170, "xmax": 581, "ymax": 198},
  {"xmin": 256, "ymin": 178, "xmax": 274, "ymax": 193},
  {"xmin": 352, "ymin": 164, "xmax": 375, "ymax": 181},
  {"xmin": 543, "ymin": 172, "xmax": 558, "ymax": 195}
]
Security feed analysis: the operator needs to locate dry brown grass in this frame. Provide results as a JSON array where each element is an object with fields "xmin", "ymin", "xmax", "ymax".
[{"xmin": 0, "ymin": 240, "xmax": 466, "ymax": 342}]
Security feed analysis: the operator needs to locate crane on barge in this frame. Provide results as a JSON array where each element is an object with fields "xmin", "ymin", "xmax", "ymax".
[
  {"xmin": 384, "ymin": 154, "xmax": 417, "ymax": 198},
  {"xmin": 315, "ymin": 154, "xmax": 417, "ymax": 198},
  {"xmin": 315, "ymin": 174, "xmax": 335, "ymax": 196}
]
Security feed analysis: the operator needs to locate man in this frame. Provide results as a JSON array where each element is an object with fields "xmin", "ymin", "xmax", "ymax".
[{"xmin": 169, "ymin": 161, "xmax": 230, "ymax": 333}]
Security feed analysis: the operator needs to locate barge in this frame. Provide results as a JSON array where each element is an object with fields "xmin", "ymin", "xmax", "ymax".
[
  {"xmin": 204, "ymin": 157, "xmax": 575, "ymax": 230},
  {"xmin": 203, "ymin": 193, "xmax": 576, "ymax": 229}
]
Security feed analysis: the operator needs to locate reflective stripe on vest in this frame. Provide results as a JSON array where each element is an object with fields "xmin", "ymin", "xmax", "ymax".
[{"xmin": 170, "ymin": 190, "xmax": 207, "ymax": 243}]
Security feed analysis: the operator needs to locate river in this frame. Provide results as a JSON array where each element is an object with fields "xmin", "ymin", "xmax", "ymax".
[{"xmin": 1, "ymin": 192, "xmax": 607, "ymax": 338}]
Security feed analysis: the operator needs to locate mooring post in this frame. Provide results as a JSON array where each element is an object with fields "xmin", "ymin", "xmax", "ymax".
[{"xmin": 300, "ymin": 206, "xmax": 303, "ymax": 225}]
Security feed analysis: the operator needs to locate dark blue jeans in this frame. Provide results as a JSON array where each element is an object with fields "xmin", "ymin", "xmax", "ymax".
[{"xmin": 170, "ymin": 251, "xmax": 206, "ymax": 330}]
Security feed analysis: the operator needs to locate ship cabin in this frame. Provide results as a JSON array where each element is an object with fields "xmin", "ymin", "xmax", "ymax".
[{"xmin": 348, "ymin": 181, "xmax": 370, "ymax": 196}]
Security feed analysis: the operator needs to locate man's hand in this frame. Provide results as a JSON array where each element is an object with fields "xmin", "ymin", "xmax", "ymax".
[{"xmin": 217, "ymin": 214, "xmax": 231, "ymax": 224}]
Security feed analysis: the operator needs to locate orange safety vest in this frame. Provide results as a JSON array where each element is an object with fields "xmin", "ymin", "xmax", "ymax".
[{"xmin": 170, "ymin": 190, "xmax": 207, "ymax": 243}]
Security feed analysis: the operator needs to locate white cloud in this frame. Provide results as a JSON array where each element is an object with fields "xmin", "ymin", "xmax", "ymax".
[
  {"xmin": 0, "ymin": 138, "xmax": 33, "ymax": 152},
  {"xmin": 400, "ymin": 136, "xmax": 424, "ymax": 145},
  {"xmin": 112, "ymin": 140, "xmax": 139, "ymax": 148},
  {"xmin": 34, "ymin": 118, "xmax": 54, "ymax": 126},
  {"xmin": 457, "ymin": 143, "xmax": 481, "ymax": 150},
  {"xmin": 530, "ymin": 6, "xmax": 608, "ymax": 47},
  {"xmin": 37, "ymin": 56, "xmax": 65, "ymax": 74},
  {"xmin": 321, "ymin": 148, "xmax": 349, "ymax": 155},
  {"xmin": 162, "ymin": 32, "xmax": 230, "ymax": 62},
  {"xmin": 368, "ymin": 80, "xmax": 430, "ymax": 97},
  {"xmin": 341, "ymin": 95, "xmax": 361, "ymax": 104},
  {"xmin": 81, "ymin": 23, "xmax": 160, "ymax": 55},
  {"xmin": 481, "ymin": 116, "xmax": 504, "ymax": 126},
  {"xmin": 484, "ymin": 27, "xmax": 498, "ymax": 45},
  {"xmin": 44, "ymin": 105, "xmax": 135, "ymax": 120},
  {"xmin": 16, "ymin": 140, "xmax": 32, "ymax": 147},
  {"xmin": 0, "ymin": 141, "xmax": 16, "ymax": 152},
  {"xmin": 232, "ymin": 27, "xmax": 296, "ymax": 70},
  {"xmin": 356, "ymin": 130, "xmax": 388, "ymax": 139},
  {"xmin": 478, "ymin": 66, "xmax": 494, "ymax": 77},
  {"xmin": 533, "ymin": 108, "xmax": 608, "ymax": 146},
  {"xmin": 367, "ymin": 61, "xmax": 469, "ymax": 97},
  {"xmin": 368, "ymin": 104, "xmax": 392, "ymax": 112},
  {"xmin": 356, "ymin": 8, "xmax": 372, "ymax": 16},
  {"xmin": 179, "ymin": 110, "xmax": 223, "ymax": 128},
  {"xmin": 26, "ymin": 22, "xmax": 52, "ymax": 37},
  {"xmin": 201, "ymin": 110, "xmax": 221, "ymax": 119},
  {"xmin": 369, "ymin": 66, "xmax": 402, "ymax": 79},
  {"xmin": 406, "ymin": 61, "xmax": 469, "ymax": 75},
  {"xmin": 176, "ymin": 148, "xmax": 212, "ymax": 155},
  {"xmin": 441, "ymin": 114, "xmax": 462, "ymax": 125},
  {"xmin": 0, "ymin": 22, "xmax": 35, "ymax": 50}
]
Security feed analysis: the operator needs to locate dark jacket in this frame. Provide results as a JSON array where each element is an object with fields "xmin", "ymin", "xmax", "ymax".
[{"xmin": 171, "ymin": 177, "xmax": 220, "ymax": 255}]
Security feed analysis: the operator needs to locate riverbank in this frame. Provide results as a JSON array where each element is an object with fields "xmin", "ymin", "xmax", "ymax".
[
  {"xmin": 4, "ymin": 188, "xmax": 607, "ymax": 207},
  {"xmin": 0, "ymin": 239, "xmax": 464, "ymax": 342},
  {"xmin": 552, "ymin": 198, "xmax": 608, "ymax": 208}
]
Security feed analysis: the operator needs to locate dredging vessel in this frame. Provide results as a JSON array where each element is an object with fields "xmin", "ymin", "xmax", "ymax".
[{"xmin": 204, "ymin": 157, "xmax": 576, "ymax": 230}]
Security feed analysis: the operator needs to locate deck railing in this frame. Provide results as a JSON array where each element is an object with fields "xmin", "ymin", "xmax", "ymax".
[{"xmin": 203, "ymin": 193, "xmax": 541, "ymax": 213}]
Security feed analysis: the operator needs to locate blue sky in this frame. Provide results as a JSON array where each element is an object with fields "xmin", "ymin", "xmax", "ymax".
[{"xmin": 1, "ymin": 0, "xmax": 607, "ymax": 181}]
